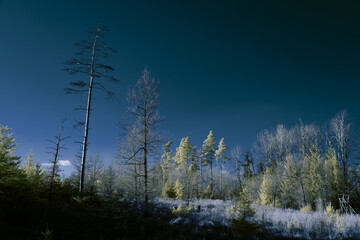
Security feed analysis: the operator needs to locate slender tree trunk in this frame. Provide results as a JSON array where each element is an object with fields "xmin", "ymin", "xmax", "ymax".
[
  {"xmin": 187, "ymin": 173, "xmax": 190, "ymax": 204},
  {"xmin": 220, "ymin": 161, "xmax": 223, "ymax": 199},
  {"xmin": 144, "ymin": 143, "xmax": 148, "ymax": 203},
  {"xmin": 200, "ymin": 163, "xmax": 203, "ymax": 192},
  {"xmin": 144, "ymin": 87, "xmax": 149, "ymax": 203},
  {"xmin": 299, "ymin": 177, "xmax": 306, "ymax": 206},
  {"xmin": 49, "ymin": 122, "xmax": 67, "ymax": 202},
  {"xmin": 80, "ymin": 35, "xmax": 97, "ymax": 194},
  {"xmin": 273, "ymin": 195, "xmax": 276, "ymax": 208},
  {"xmin": 134, "ymin": 157, "xmax": 138, "ymax": 202},
  {"xmin": 210, "ymin": 161, "xmax": 213, "ymax": 191},
  {"xmin": 49, "ymin": 143, "xmax": 59, "ymax": 202}
]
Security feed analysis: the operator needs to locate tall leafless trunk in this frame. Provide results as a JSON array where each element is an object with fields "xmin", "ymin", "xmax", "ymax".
[
  {"xmin": 127, "ymin": 68, "xmax": 162, "ymax": 203},
  {"xmin": 79, "ymin": 35, "xmax": 97, "ymax": 194},
  {"xmin": 64, "ymin": 24, "xmax": 118, "ymax": 193}
]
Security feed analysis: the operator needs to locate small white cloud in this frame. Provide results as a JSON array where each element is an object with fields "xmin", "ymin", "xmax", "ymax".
[
  {"xmin": 58, "ymin": 160, "xmax": 72, "ymax": 166},
  {"xmin": 42, "ymin": 160, "xmax": 72, "ymax": 167}
]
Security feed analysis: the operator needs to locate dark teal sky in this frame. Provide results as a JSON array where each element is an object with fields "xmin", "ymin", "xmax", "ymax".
[{"xmin": 1, "ymin": 0, "xmax": 360, "ymax": 172}]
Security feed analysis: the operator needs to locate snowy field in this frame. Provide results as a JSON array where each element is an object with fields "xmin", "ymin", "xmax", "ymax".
[{"xmin": 154, "ymin": 199, "xmax": 360, "ymax": 239}]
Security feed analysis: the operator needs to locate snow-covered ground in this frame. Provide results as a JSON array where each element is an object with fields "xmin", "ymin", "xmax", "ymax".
[
  {"xmin": 256, "ymin": 205, "xmax": 360, "ymax": 239},
  {"xmin": 156, "ymin": 198, "xmax": 234, "ymax": 227},
  {"xmin": 154, "ymin": 198, "xmax": 360, "ymax": 239}
]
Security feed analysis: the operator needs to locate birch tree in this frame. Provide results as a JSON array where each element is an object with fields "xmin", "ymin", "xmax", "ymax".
[{"xmin": 64, "ymin": 24, "xmax": 119, "ymax": 193}]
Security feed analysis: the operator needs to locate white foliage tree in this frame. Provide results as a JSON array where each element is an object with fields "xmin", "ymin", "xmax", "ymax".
[
  {"xmin": 201, "ymin": 130, "xmax": 217, "ymax": 193},
  {"xmin": 215, "ymin": 137, "xmax": 229, "ymax": 199}
]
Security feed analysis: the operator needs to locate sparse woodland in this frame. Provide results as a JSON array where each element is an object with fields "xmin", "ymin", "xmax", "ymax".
[{"xmin": 2, "ymin": 26, "xmax": 360, "ymax": 240}]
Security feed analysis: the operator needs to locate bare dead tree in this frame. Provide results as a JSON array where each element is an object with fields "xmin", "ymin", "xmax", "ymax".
[
  {"xmin": 231, "ymin": 145, "xmax": 242, "ymax": 188},
  {"xmin": 46, "ymin": 119, "xmax": 70, "ymax": 202},
  {"xmin": 117, "ymin": 122, "xmax": 144, "ymax": 202},
  {"xmin": 330, "ymin": 110, "xmax": 353, "ymax": 192},
  {"xmin": 127, "ymin": 68, "xmax": 162, "ymax": 203},
  {"xmin": 295, "ymin": 121, "xmax": 320, "ymax": 159},
  {"xmin": 64, "ymin": 24, "xmax": 119, "ymax": 193},
  {"xmin": 86, "ymin": 152, "xmax": 104, "ymax": 201},
  {"xmin": 256, "ymin": 129, "xmax": 277, "ymax": 166}
]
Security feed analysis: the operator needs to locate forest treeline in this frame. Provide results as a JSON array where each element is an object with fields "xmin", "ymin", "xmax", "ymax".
[
  {"xmin": 113, "ymin": 109, "xmax": 360, "ymax": 213},
  {"xmin": 1, "ymin": 24, "xmax": 360, "ymax": 214},
  {"xmin": 1, "ymin": 24, "xmax": 360, "ymax": 239},
  {"xmin": 1, "ymin": 110, "xmax": 360, "ymax": 213}
]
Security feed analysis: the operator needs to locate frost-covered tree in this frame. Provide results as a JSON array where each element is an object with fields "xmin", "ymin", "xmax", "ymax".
[
  {"xmin": 85, "ymin": 152, "xmax": 104, "ymax": 200},
  {"xmin": 64, "ymin": 24, "xmax": 119, "ymax": 193},
  {"xmin": 256, "ymin": 125, "xmax": 297, "ymax": 166},
  {"xmin": 174, "ymin": 137, "xmax": 197, "ymax": 201},
  {"xmin": 127, "ymin": 68, "xmax": 162, "ymax": 203},
  {"xmin": 98, "ymin": 165, "xmax": 117, "ymax": 202},
  {"xmin": 201, "ymin": 130, "xmax": 217, "ymax": 191},
  {"xmin": 231, "ymin": 145, "xmax": 242, "ymax": 188},
  {"xmin": 302, "ymin": 145, "xmax": 323, "ymax": 206},
  {"xmin": 117, "ymin": 123, "xmax": 143, "ymax": 201},
  {"xmin": 160, "ymin": 141, "xmax": 174, "ymax": 198},
  {"xmin": 148, "ymin": 162, "xmax": 163, "ymax": 199},
  {"xmin": 162, "ymin": 180, "xmax": 176, "ymax": 198},
  {"xmin": 174, "ymin": 179, "xmax": 183, "ymax": 199},
  {"xmin": 259, "ymin": 167, "xmax": 281, "ymax": 207},
  {"xmin": 174, "ymin": 137, "xmax": 192, "ymax": 170},
  {"xmin": 256, "ymin": 130, "xmax": 276, "ymax": 165},
  {"xmin": 21, "ymin": 152, "xmax": 45, "ymax": 197},
  {"xmin": 215, "ymin": 137, "xmax": 229, "ymax": 198},
  {"xmin": 281, "ymin": 154, "xmax": 302, "ymax": 208},
  {"xmin": 323, "ymin": 147, "xmax": 342, "ymax": 207},
  {"xmin": 161, "ymin": 141, "xmax": 173, "ymax": 181},
  {"xmin": 189, "ymin": 146, "xmax": 202, "ymax": 199},
  {"xmin": 295, "ymin": 121, "xmax": 320, "ymax": 159},
  {"xmin": 330, "ymin": 110, "xmax": 353, "ymax": 192}
]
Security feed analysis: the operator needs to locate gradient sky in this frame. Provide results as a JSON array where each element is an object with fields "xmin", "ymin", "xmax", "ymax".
[{"xmin": 1, "ymin": 0, "xmax": 360, "ymax": 174}]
